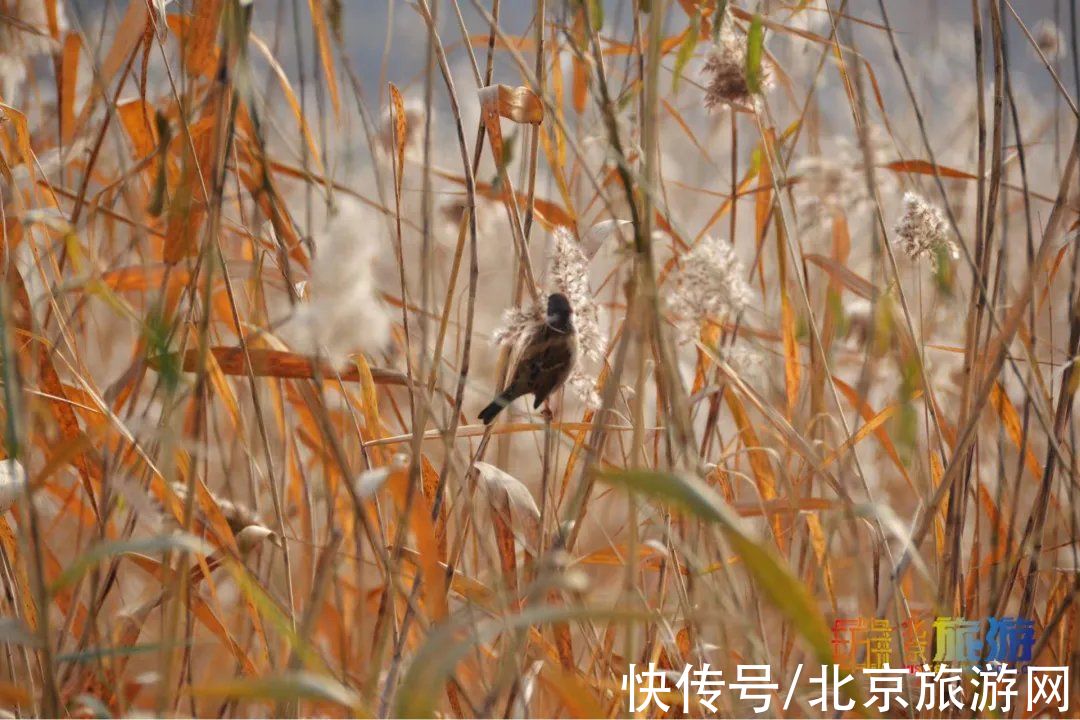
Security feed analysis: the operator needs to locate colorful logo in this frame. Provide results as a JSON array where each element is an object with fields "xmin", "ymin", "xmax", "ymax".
[{"xmin": 831, "ymin": 615, "xmax": 1036, "ymax": 668}]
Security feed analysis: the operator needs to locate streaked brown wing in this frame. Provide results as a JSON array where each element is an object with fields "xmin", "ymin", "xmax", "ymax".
[
  {"xmin": 529, "ymin": 336, "xmax": 576, "ymax": 406},
  {"xmin": 507, "ymin": 327, "xmax": 576, "ymax": 404}
]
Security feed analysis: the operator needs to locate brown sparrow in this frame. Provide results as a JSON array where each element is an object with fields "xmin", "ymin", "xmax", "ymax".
[{"xmin": 479, "ymin": 293, "xmax": 577, "ymax": 424}]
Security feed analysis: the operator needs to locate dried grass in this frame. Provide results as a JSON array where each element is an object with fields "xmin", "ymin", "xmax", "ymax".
[{"xmin": 0, "ymin": 0, "xmax": 1076, "ymax": 717}]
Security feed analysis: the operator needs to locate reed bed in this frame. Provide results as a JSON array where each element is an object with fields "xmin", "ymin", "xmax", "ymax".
[{"xmin": 0, "ymin": 0, "xmax": 1077, "ymax": 716}]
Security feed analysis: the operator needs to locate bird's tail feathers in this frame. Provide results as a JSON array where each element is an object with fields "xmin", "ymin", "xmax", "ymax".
[{"xmin": 478, "ymin": 392, "xmax": 514, "ymax": 425}]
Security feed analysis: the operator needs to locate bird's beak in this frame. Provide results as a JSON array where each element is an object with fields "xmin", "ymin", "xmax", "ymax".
[{"xmin": 546, "ymin": 313, "xmax": 558, "ymax": 325}]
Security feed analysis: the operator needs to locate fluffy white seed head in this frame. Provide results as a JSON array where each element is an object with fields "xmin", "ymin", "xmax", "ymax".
[
  {"xmin": 669, "ymin": 236, "xmax": 754, "ymax": 341},
  {"xmin": 550, "ymin": 227, "xmax": 604, "ymax": 362},
  {"xmin": 795, "ymin": 154, "xmax": 866, "ymax": 216},
  {"xmin": 720, "ymin": 342, "xmax": 766, "ymax": 388},
  {"xmin": 550, "ymin": 228, "xmax": 604, "ymax": 408},
  {"xmin": 893, "ymin": 191, "xmax": 959, "ymax": 272},
  {"xmin": 492, "ymin": 303, "xmax": 544, "ymax": 350},
  {"xmin": 1034, "ymin": 20, "xmax": 1066, "ymax": 60},
  {"xmin": 284, "ymin": 199, "xmax": 391, "ymax": 368},
  {"xmin": 793, "ymin": 129, "xmax": 893, "ymax": 229},
  {"xmin": 702, "ymin": 19, "xmax": 771, "ymax": 110}
]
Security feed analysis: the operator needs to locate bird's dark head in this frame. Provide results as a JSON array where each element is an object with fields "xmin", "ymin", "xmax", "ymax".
[{"xmin": 546, "ymin": 293, "xmax": 574, "ymax": 333}]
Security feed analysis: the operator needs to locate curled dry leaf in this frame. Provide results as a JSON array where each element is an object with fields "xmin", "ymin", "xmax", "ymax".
[
  {"xmin": 580, "ymin": 218, "xmax": 631, "ymax": 259},
  {"xmin": 475, "ymin": 462, "xmax": 541, "ymax": 551},
  {"xmin": 478, "ymin": 84, "xmax": 544, "ymax": 125},
  {"xmin": 235, "ymin": 525, "xmax": 282, "ymax": 555},
  {"xmin": 388, "ymin": 82, "xmax": 407, "ymax": 196}
]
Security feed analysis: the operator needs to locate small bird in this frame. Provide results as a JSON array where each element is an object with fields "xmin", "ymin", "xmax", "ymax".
[{"xmin": 479, "ymin": 293, "xmax": 577, "ymax": 424}]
